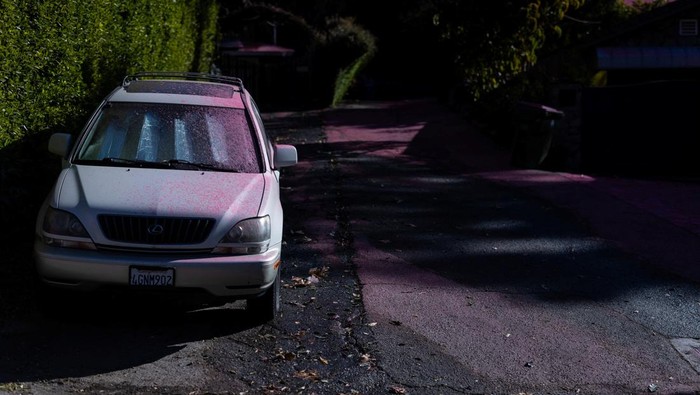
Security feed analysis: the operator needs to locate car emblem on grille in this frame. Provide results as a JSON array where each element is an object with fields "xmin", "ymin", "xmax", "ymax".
[{"xmin": 147, "ymin": 224, "xmax": 164, "ymax": 235}]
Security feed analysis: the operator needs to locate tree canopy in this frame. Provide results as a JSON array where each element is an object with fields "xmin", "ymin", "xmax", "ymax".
[{"xmin": 427, "ymin": 0, "xmax": 665, "ymax": 100}]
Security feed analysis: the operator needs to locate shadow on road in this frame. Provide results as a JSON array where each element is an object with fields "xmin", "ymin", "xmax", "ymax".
[{"xmin": 0, "ymin": 293, "xmax": 256, "ymax": 383}]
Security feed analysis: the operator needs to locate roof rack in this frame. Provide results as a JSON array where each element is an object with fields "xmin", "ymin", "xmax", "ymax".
[{"xmin": 123, "ymin": 72, "xmax": 244, "ymax": 89}]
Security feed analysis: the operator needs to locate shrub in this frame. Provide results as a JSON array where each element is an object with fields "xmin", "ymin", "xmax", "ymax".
[{"xmin": 0, "ymin": 0, "xmax": 219, "ymax": 150}]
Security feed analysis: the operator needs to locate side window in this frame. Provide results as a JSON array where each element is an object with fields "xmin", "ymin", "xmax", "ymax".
[{"xmin": 249, "ymin": 96, "xmax": 274, "ymax": 168}]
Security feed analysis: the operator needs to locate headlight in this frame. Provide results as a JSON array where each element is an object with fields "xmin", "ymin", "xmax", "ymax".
[
  {"xmin": 41, "ymin": 207, "xmax": 95, "ymax": 249},
  {"xmin": 214, "ymin": 216, "xmax": 271, "ymax": 255}
]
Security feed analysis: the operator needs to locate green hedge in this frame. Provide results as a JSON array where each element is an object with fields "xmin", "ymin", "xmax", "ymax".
[{"xmin": 0, "ymin": 0, "xmax": 219, "ymax": 149}]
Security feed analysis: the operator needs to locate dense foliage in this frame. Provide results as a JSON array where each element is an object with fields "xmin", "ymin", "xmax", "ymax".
[
  {"xmin": 430, "ymin": 0, "xmax": 670, "ymax": 101},
  {"xmin": 0, "ymin": 0, "xmax": 219, "ymax": 150}
]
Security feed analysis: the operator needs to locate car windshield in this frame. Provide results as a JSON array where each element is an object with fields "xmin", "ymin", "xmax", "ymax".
[{"xmin": 75, "ymin": 102, "xmax": 262, "ymax": 173}]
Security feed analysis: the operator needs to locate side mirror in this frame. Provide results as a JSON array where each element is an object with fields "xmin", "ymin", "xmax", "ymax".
[
  {"xmin": 274, "ymin": 144, "xmax": 297, "ymax": 168},
  {"xmin": 48, "ymin": 133, "xmax": 73, "ymax": 157}
]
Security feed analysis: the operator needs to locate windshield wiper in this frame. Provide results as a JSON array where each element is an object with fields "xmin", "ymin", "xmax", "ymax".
[
  {"xmin": 99, "ymin": 157, "xmax": 235, "ymax": 171},
  {"xmin": 101, "ymin": 157, "xmax": 167, "ymax": 168},
  {"xmin": 162, "ymin": 159, "xmax": 234, "ymax": 172}
]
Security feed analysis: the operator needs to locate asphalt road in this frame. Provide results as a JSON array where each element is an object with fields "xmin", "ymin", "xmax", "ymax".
[
  {"xmin": 319, "ymin": 100, "xmax": 700, "ymax": 395},
  {"xmin": 2, "ymin": 99, "xmax": 699, "ymax": 395}
]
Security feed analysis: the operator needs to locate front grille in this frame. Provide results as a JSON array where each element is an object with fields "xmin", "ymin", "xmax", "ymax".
[
  {"xmin": 95, "ymin": 245, "xmax": 212, "ymax": 254},
  {"xmin": 98, "ymin": 215, "xmax": 215, "ymax": 245}
]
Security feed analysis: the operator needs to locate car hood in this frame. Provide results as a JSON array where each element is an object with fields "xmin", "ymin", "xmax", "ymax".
[{"xmin": 53, "ymin": 165, "xmax": 265, "ymax": 219}]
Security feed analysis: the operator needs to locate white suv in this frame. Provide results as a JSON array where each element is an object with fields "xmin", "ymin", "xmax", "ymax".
[{"xmin": 33, "ymin": 72, "xmax": 297, "ymax": 322}]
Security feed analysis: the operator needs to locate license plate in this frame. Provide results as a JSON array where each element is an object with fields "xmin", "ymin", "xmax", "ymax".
[{"xmin": 129, "ymin": 267, "xmax": 174, "ymax": 287}]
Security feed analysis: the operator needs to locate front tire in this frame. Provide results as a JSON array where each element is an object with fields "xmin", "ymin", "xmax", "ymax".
[{"xmin": 246, "ymin": 270, "xmax": 280, "ymax": 323}]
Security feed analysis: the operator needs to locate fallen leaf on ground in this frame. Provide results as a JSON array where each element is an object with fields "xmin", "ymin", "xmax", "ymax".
[
  {"xmin": 309, "ymin": 266, "xmax": 330, "ymax": 278},
  {"xmin": 274, "ymin": 349, "xmax": 296, "ymax": 361},
  {"xmin": 287, "ymin": 276, "xmax": 316, "ymax": 288},
  {"xmin": 359, "ymin": 353, "xmax": 375, "ymax": 367},
  {"xmin": 294, "ymin": 369, "xmax": 320, "ymax": 381}
]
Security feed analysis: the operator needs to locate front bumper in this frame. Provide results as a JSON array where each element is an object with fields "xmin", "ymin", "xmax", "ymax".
[{"xmin": 34, "ymin": 241, "xmax": 281, "ymax": 298}]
